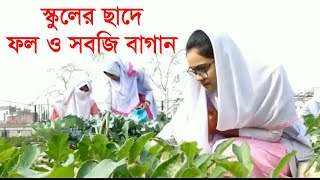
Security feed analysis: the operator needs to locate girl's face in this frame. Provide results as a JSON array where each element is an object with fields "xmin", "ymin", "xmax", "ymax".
[
  {"xmin": 104, "ymin": 71, "xmax": 120, "ymax": 81},
  {"xmin": 187, "ymin": 48, "xmax": 217, "ymax": 92},
  {"xmin": 79, "ymin": 85, "xmax": 89, "ymax": 92}
]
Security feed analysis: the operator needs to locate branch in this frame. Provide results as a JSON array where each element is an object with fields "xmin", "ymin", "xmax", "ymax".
[
  {"xmin": 46, "ymin": 89, "xmax": 64, "ymax": 98},
  {"xmin": 154, "ymin": 53, "xmax": 166, "ymax": 91},
  {"xmin": 148, "ymin": 77, "xmax": 166, "ymax": 95},
  {"xmin": 91, "ymin": 52, "xmax": 106, "ymax": 62},
  {"xmin": 165, "ymin": 56, "xmax": 175, "ymax": 89},
  {"xmin": 165, "ymin": 49, "xmax": 186, "ymax": 89},
  {"xmin": 65, "ymin": 71, "xmax": 73, "ymax": 88}
]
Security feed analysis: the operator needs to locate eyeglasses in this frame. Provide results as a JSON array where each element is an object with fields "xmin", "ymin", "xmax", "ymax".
[{"xmin": 187, "ymin": 61, "xmax": 214, "ymax": 78}]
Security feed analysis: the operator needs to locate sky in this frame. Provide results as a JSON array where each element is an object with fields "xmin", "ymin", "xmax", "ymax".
[{"xmin": 1, "ymin": 0, "xmax": 320, "ymax": 107}]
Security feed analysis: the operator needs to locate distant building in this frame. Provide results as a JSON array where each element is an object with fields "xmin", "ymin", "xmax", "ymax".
[
  {"xmin": 0, "ymin": 106, "xmax": 34, "ymax": 124},
  {"xmin": 294, "ymin": 89, "xmax": 315, "ymax": 103},
  {"xmin": 294, "ymin": 87, "xmax": 320, "ymax": 117},
  {"xmin": 0, "ymin": 106, "xmax": 17, "ymax": 123}
]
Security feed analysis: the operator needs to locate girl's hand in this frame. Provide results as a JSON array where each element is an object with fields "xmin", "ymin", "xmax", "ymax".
[{"xmin": 139, "ymin": 101, "xmax": 150, "ymax": 109}]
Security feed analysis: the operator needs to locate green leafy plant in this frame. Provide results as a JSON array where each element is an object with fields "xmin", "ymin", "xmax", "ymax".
[
  {"xmin": 302, "ymin": 114, "xmax": 320, "ymax": 174},
  {"xmin": 0, "ymin": 111, "xmax": 295, "ymax": 178}
]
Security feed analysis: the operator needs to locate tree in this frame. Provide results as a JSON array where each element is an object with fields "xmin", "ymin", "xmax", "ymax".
[
  {"xmin": 144, "ymin": 49, "xmax": 187, "ymax": 115},
  {"xmin": 47, "ymin": 63, "xmax": 90, "ymax": 92},
  {"xmin": 91, "ymin": 52, "xmax": 106, "ymax": 62}
]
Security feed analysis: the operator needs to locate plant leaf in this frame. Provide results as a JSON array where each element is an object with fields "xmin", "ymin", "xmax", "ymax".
[
  {"xmin": 208, "ymin": 165, "xmax": 226, "ymax": 178},
  {"xmin": 232, "ymin": 143, "xmax": 253, "ymax": 175},
  {"xmin": 128, "ymin": 132, "xmax": 155, "ymax": 164},
  {"xmin": 0, "ymin": 147, "xmax": 17, "ymax": 163},
  {"xmin": 117, "ymin": 138, "xmax": 135, "ymax": 161},
  {"xmin": 304, "ymin": 154, "xmax": 319, "ymax": 174},
  {"xmin": 121, "ymin": 121, "xmax": 131, "ymax": 139},
  {"xmin": 151, "ymin": 154, "xmax": 182, "ymax": 178},
  {"xmin": 181, "ymin": 167, "xmax": 203, "ymax": 178},
  {"xmin": 269, "ymin": 150, "xmax": 296, "ymax": 178},
  {"xmin": 193, "ymin": 154, "xmax": 212, "ymax": 168},
  {"xmin": 92, "ymin": 134, "xmax": 108, "ymax": 160},
  {"xmin": 213, "ymin": 139, "xmax": 235, "ymax": 160},
  {"xmin": 17, "ymin": 145, "xmax": 40, "ymax": 169},
  {"xmin": 78, "ymin": 135, "xmax": 91, "ymax": 161},
  {"xmin": 44, "ymin": 164, "xmax": 75, "ymax": 178},
  {"xmin": 84, "ymin": 159, "xmax": 126, "ymax": 178},
  {"xmin": 46, "ymin": 133, "xmax": 70, "ymax": 163},
  {"xmin": 180, "ymin": 141, "xmax": 199, "ymax": 167},
  {"xmin": 76, "ymin": 160, "xmax": 98, "ymax": 178},
  {"xmin": 127, "ymin": 163, "xmax": 150, "ymax": 178},
  {"xmin": 217, "ymin": 159, "xmax": 249, "ymax": 178}
]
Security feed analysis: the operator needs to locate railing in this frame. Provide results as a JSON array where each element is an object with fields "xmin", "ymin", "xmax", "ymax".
[{"xmin": 0, "ymin": 126, "xmax": 34, "ymax": 137}]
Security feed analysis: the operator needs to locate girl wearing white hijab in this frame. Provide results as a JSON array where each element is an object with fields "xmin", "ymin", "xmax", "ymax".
[
  {"xmin": 157, "ymin": 30, "xmax": 313, "ymax": 178},
  {"xmin": 50, "ymin": 80, "xmax": 99, "ymax": 120},
  {"xmin": 103, "ymin": 56, "xmax": 158, "ymax": 120}
]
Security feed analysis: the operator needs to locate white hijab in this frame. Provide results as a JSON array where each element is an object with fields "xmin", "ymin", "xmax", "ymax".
[
  {"xmin": 158, "ymin": 32, "xmax": 299, "ymax": 153},
  {"xmin": 57, "ymin": 80, "xmax": 94, "ymax": 119},
  {"xmin": 104, "ymin": 56, "xmax": 140, "ymax": 115}
]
